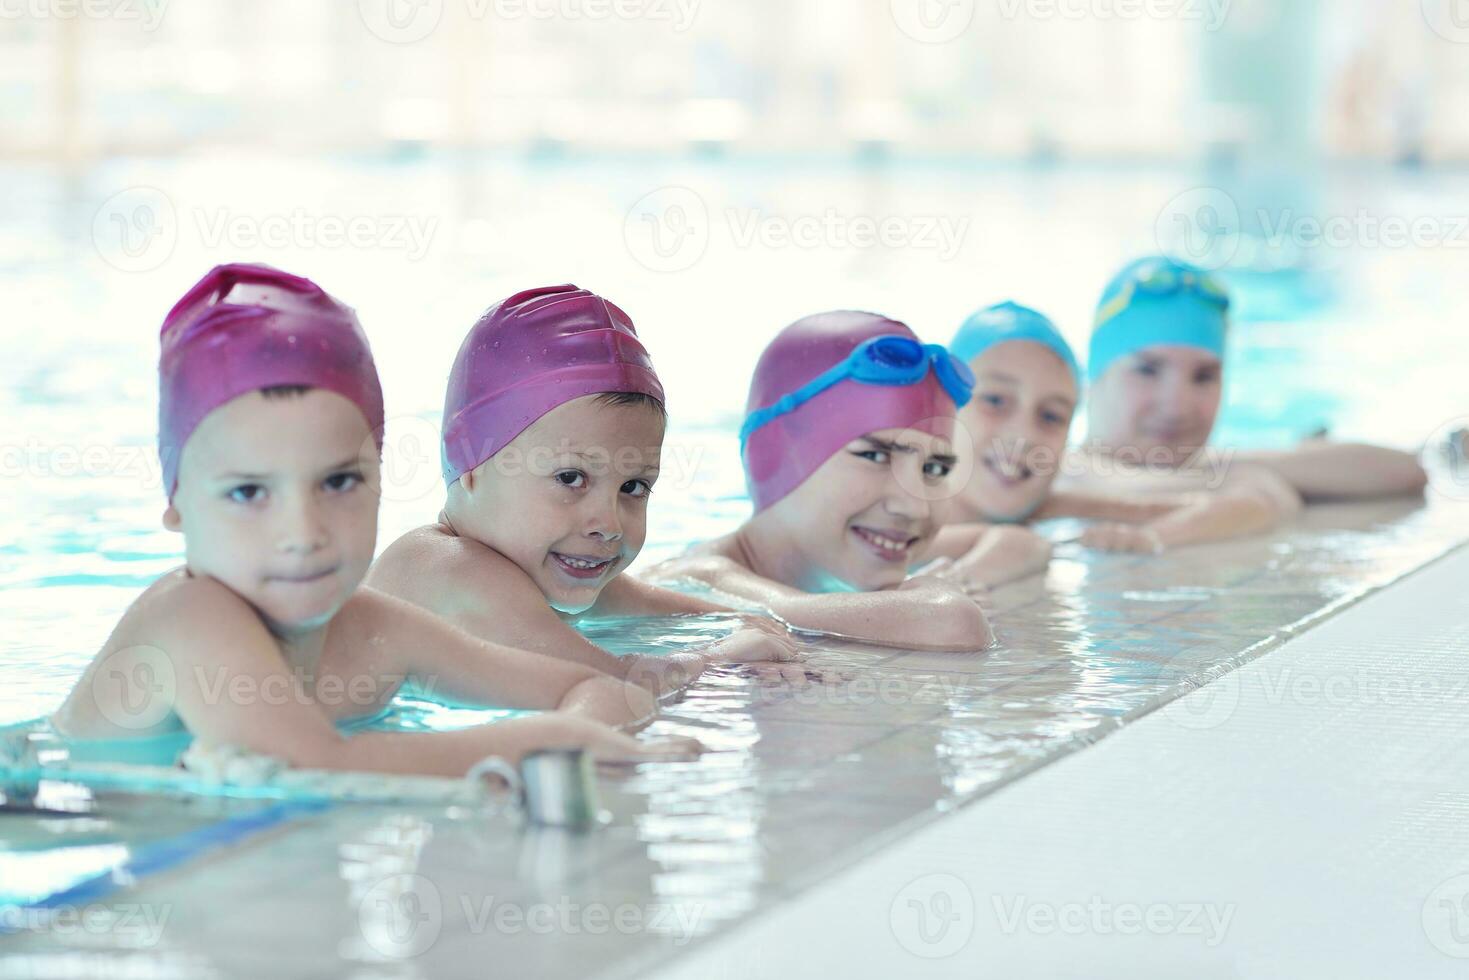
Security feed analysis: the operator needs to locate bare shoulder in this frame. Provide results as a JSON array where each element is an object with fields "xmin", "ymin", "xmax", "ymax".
[
  {"xmin": 123, "ymin": 568, "xmax": 272, "ymax": 651},
  {"xmin": 368, "ymin": 525, "xmax": 530, "ymax": 608},
  {"xmin": 644, "ymin": 534, "xmax": 746, "ymax": 582},
  {"xmin": 54, "ymin": 569, "xmax": 276, "ymax": 736}
]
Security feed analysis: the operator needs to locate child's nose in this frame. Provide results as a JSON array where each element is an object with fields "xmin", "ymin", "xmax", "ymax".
[
  {"xmin": 584, "ymin": 494, "xmax": 624, "ymax": 543},
  {"xmin": 884, "ymin": 466, "xmax": 932, "ymax": 521},
  {"xmin": 277, "ymin": 498, "xmax": 327, "ymax": 553}
]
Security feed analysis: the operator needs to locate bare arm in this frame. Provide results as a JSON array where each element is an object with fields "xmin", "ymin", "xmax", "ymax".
[
  {"xmin": 350, "ymin": 588, "xmax": 657, "ymax": 729},
  {"xmin": 1082, "ymin": 469, "xmax": 1303, "ymax": 553},
  {"xmin": 654, "ymin": 554, "xmax": 993, "ymax": 652},
  {"xmin": 369, "ymin": 538, "xmax": 706, "ymax": 696},
  {"xmin": 1233, "ymin": 442, "xmax": 1427, "ymax": 502},
  {"xmin": 160, "ymin": 583, "xmax": 693, "ymax": 778},
  {"xmin": 586, "ymin": 573, "xmax": 733, "ymax": 618},
  {"xmin": 1034, "ymin": 490, "xmax": 1185, "ymax": 523}
]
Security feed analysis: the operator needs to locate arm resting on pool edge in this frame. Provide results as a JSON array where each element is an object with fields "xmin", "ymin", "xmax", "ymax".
[
  {"xmin": 651, "ymin": 554, "xmax": 994, "ymax": 652},
  {"xmin": 1234, "ymin": 441, "xmax": 1427, "ymax": 502},
  {"xmin": 918, "ymin": 524, "xmax": 1054, "ymax": 591},
  {"xmin": 365, "ymin": 537, "xmax": 709, "ymax": 699},
  {"xmin": 347, "ymin": 588, "xmax": 660, "ymax": 730},
  {"xmin": 1080, "ymin": 469, "xmax": 1304, "ymax": 553},
  {"xmin": 147, "ymin": 581, "xmax": 697, "ymax": 777}
]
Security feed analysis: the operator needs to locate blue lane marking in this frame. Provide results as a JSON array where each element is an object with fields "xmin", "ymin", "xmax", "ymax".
[{"xmin": 0, "ymin": 799, "xmax": 331, "ymax": 926}]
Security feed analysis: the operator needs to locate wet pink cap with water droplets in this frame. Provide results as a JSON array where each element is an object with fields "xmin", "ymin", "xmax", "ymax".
[
  {"xmin": 158, "ymin": 263, "xmax": 384, "ymax": 499},
  {"xmin": 440, "ymin": 284, "xmax": 665, "ymax": 486}
]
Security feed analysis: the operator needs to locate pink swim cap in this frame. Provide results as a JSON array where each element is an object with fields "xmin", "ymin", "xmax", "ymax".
[
  {"xmin": 441, "ymin": 284, "xmax": 666, "ymax": 486},
  {"xmin": 743, "ymin": 311, "xmax": 959, "ymax": 513},
  {"xmin": 158, "ymin": 263, "xmax": 384, "ymax": 499}
]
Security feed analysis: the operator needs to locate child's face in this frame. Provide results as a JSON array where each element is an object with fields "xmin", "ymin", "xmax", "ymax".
[
  {"xmin": 164, "ymin": 389, "xmax": 381, "ymax": 636},
  {"xmin": 768, "ymin": 427, "xmax": 956, "ymax": 591},
  {"xmin": 1087, "ymin": 345, "xmax": 1222, "ymax": 466},
  {"xmin": 452, "ymin": 395, "xmax": 664, "ymax": 615},
  {"xmin": 958, "ymin": 340, "xmax": 1078, "ymax": 522}
]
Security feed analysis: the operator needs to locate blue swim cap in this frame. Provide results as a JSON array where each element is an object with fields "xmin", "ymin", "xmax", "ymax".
[
  {"xmin": 950, "ymin": 301, "xmax": 1081, "ymax": 388},
  {"xmin": 1087, "ymin": 257, "xmax": 1230, "ymax": 384}
]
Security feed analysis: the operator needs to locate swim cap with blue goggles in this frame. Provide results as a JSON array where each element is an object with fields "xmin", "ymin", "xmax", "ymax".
[
  {"xmin": 1087, "ymin": 257, "xmax": 1231, "ymax": 384},
  {"xmin": 740, "ymin": 335, "xmax": 975, "ymax": 448}
]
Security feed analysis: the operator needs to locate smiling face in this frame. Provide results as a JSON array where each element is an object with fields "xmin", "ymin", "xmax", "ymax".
[
  {"xmin": 447, "ymin": 394, "xmax": 665, "ymax": 615},
  {"xmin": 760, "ymin": 427, "xmax": 956, "ymax": 591},
  {"xmin": 164, "ymin": 388, "xmax": 381, "ymax": 637},
  {"xmin": 1086, "ymin": 344, "xmax": 1223, "ymax": 466},
  {"xmin": 957, "ymin": 339, "xmax": 1078, "ymax": 522}
]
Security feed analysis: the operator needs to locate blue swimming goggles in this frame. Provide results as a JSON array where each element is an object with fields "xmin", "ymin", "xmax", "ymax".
[
  {"xmin": 740, "ymin": 335, "xmax": 975, "ymax": 446},
  {"xmin": 1094, "ymin": 259, "xmax": 1230, "ymax": 329}
]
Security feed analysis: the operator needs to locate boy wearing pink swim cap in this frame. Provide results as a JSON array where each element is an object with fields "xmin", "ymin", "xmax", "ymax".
[
  {"xmin": 648, "ymin": 311, "xmax": 994, "ymax": 653},
  {"xmin": 368, "ymin": 285, "xmax": 804, "ymax": 694},
  {"xmin": 54, "ymin": 265, "xmax": 698, "ymax": 775}
]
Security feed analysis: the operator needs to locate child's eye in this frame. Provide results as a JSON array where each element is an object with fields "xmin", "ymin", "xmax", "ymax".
[
  {"xmin": 620, "ymin": 479, "xmax": 652, "ymax": 498},
  {"xmin": 1041, "ymin": 410, "xmax": 1067, "ymax": 428},
  {"xmin": 852, "ymin": 449, "xmax": 889, "ymax": 464},
  {"xmin": 1134, "ymin": 362, "xmax": 1160, "ymax": 378},
  {"xmin": 554, "ymin": 469, "xmax": 587, "ymax": 489},
  {"xmin": 227, "ymin": 484, "xmax": 265, "ymax": 504},
  {"xmin": 324, "ymin": 471, "xmax": 363, "ymax": 493},
  {"xmin": 923, "ymin": 460, "xmax": 953, "ymax": 480},
  {"xmin": 980, "ymin": 393, "xmax": 1007, "ymax": 410},
  {"xmin": 1194, "ymin": 368, "xmax": 1220, "ymax": 385}
]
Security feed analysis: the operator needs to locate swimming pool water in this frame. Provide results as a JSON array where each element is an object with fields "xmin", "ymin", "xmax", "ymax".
[{"xmin": 3, "ymin": 155, "xmax": 1467, "ymax": 974}]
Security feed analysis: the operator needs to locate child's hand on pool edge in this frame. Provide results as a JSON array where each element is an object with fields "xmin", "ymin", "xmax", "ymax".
[
  {"xmin": 588, "ymin": 731, "xmax": 706, "ymax": 767},
  {"xmin": 622, "ymin": 652, "xmax": 708, "ymax": 700},
  {"xmin": 704, "ymin": 628, "xmax": 804, "ymax": 666},
  {"xmin": 1080, "ymin": 523, "xmax": 1165, "ymax": 554}
]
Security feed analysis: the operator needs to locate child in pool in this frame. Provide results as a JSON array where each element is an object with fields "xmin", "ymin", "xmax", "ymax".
[
  {"xmin": 645, "ymin": 311, "xmax": 994, "ymax": 652},
  {"xmin": 367, "ymin": 285, "xmax": 802, "ymax": 691},
  {"xmin": 1065, "ymin": 256, "xmax": 1428, "ymax": 515},
  {"xmin": 921, "ymin": 301, "xmax": 1304, "ymax": 570},
  {"xmin": 53, "ymin": 265, "xmax": 695, "ymax": 776}
]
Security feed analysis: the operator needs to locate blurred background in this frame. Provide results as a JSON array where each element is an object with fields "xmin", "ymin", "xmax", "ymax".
[
  {"xmin": 2, "ymin": 1, "xmax": 1467, "ymax": 688},
  {"xmin": 4, "ymin": 0, "xmax": 1468, "ymax": 161}
]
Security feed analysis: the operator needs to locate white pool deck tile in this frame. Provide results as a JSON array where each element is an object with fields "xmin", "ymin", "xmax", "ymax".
[{"xmin": 645, "ymin": 539, "xmax": 1469, "ymax": 980}]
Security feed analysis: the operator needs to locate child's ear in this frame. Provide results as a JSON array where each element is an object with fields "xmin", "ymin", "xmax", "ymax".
[{"xmin": 162, "ymin": 504, "xmax": 182, "ymax": 532}]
